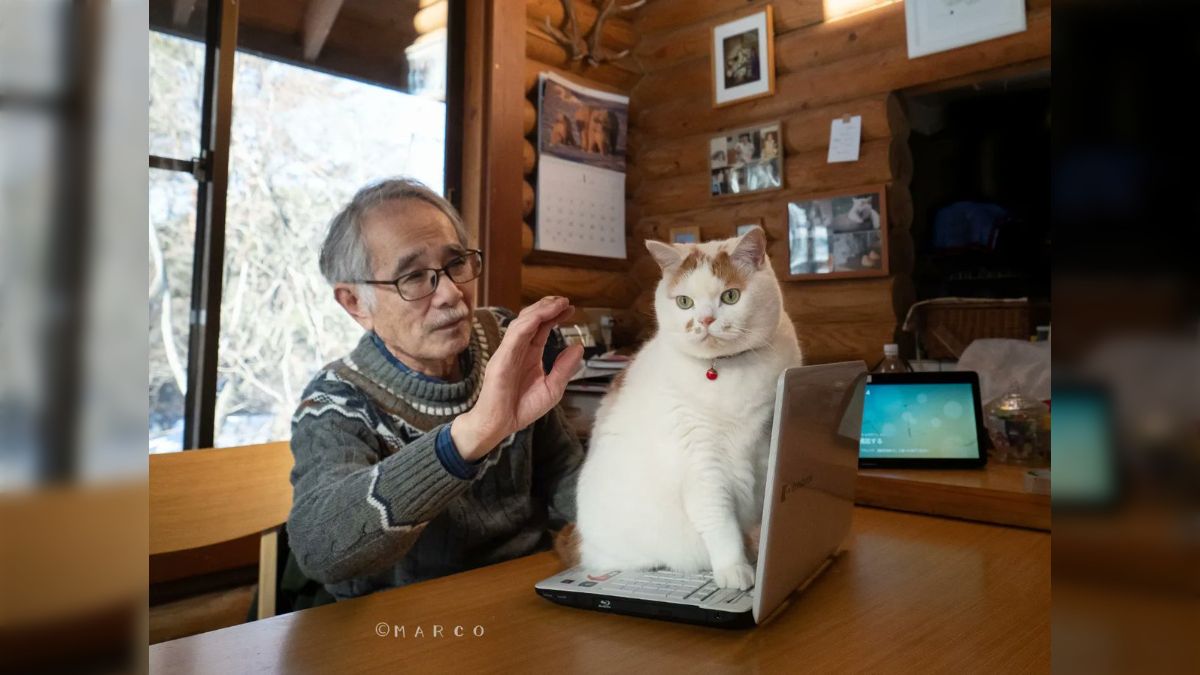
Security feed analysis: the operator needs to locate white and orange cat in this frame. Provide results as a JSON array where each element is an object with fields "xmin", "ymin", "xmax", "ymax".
[{"xmin": 573, "ymin": 227, "xmax": 803, "ymax": 590}]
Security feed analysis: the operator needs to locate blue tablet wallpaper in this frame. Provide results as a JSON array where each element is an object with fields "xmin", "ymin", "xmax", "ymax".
[
  {"xmin": 1050, "ymin": 389, "xmax": 1116, "ymax": 505},
  {"xmin": 859, "ymin": 383, "xmax": 979, "ymax": 459}
]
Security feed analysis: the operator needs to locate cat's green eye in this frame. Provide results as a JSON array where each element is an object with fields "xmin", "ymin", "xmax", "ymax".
[
  {"xmin": 720, "ymin": 289, "xmax": 741, "ymax": 305},
  {"xmin": 675, "ymin": 295, "xmax": 694, "ymax": 309}
]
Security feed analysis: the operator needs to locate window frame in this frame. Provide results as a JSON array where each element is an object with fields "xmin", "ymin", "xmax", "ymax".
[{"xmin": 150, "ymin": 0, "xmax": 465, "ymax": 450}]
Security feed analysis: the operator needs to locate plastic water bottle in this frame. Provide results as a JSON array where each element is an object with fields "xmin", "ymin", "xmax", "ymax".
[{"xmin": 874, "ymin": 343, "xmax": 912, "ymax": 373}]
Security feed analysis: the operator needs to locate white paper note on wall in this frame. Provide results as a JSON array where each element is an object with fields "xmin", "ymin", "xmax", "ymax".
[{"xmin": 827, "ymin": 115, "xmax": 862, "ymax": 163}]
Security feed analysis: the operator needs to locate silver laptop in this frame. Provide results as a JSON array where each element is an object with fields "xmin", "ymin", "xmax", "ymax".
[{"xmin": 535, "ymin": 361, "xmax": 868, "ymax": 628}]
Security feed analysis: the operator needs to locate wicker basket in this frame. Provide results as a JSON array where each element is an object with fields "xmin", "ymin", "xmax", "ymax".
[{"xmin": 903, "ymin": 298, "xmax": 1033, "ymax": 359}]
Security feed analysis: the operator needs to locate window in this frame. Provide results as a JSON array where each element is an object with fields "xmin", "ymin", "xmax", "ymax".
[
  {"xmin": 148, "ymin": 31, "xmax": 204, "ymax": 160},
  {"xmin": 148, "ymin": 29, "xmax": 204, "ymax": 454},
  {"xmin": 148, "ymin": 0, "xmax": 458, "ymax": 452},
  {"xmin": 149, "ymin": 167, "xmax": 197, "ymax": 453},
  {"xmin": 215, "ymin": 53, "xmax": 445, "ymax": 446}
]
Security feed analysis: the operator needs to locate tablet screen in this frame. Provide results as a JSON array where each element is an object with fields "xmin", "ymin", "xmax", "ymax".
[
  {"xmin": 859, "ymin": 381, "xmax": 981, "ymax": 460},
  {"xmin": 1051, "ymin": 386, "xmax": 1117, "ymax": 507}
]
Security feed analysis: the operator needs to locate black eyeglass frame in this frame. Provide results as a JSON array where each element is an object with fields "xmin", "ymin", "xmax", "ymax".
[{"xmin": 352, "ymin": 249, "xmax": 485, "ymax": 301}]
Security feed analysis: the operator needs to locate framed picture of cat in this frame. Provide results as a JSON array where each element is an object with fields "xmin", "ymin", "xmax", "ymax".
[
  {"xmin": 785, "ymin": 186, "xmax": 889, "ymax": 280},
  {"xmin": 711, "ymin": 6, "xmax": 776, "ymax": 108}
]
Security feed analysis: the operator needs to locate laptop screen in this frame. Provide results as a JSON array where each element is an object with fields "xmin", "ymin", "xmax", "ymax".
[{"xmin": 858, "ymin": 381, "xmax": 980, "ymax": 460}]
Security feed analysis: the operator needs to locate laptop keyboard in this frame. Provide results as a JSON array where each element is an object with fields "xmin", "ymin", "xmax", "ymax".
[{"xmin": 606, "ymin": 570, "xmax": 731, "ymax": 602}]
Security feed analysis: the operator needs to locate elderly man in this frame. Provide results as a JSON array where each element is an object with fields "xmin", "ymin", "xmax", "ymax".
[{"xmin": 287, "ymin": 178, "xmax": 585, "ymax": 600}]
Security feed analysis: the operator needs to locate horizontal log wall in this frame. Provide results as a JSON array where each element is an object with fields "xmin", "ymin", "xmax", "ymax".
[
  {"xmin": 513, "ymin": 0, "xmax": 1049, "ymax": 357},
  {"xmin": 623, "ymin": 0, "xmax": 1051, "ymax": 363},
  {"xmin": 520, "ymin": 0, "xmax": 641, "ymax": 313}
]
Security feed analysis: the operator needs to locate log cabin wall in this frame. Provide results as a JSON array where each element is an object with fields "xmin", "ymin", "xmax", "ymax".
[
  {"xmin": 624, "ymin": 0, "xmax": 1051, "ymax": 363},
  {"xmin": 520, "ymin": 0, "xmax": 644, "ymax": 323}
]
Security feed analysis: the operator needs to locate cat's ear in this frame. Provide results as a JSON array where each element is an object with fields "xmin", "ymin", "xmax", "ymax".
[
  {"xmin": 731, "ymin": 226, "xmax": 766, "ymax": 271},
  {"xmin": 646, "ymin": 240, "xmax": 684, "ymax": 271}
]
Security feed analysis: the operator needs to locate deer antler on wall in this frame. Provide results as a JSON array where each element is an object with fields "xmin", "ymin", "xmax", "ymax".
[
  {"xmin": 542, "ymin": 0, "xmax": 587, "ymax": 63},
  {"xmin": 542, "ymin": 0, "xmax": 646, "ymax": 67},
  {"xmin": 586, "ymin": 0, "xmax": 645, "ymax": 65}
]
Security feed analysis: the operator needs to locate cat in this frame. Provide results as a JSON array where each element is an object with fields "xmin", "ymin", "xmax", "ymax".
[
  {"xmin": 825, "ymin": 197, "xmax": 880, "ymax": 232},
  {"xmin": 725, "ymin": 38, "xmax": 760, "ymax": 86},
  {"xmin": 818, "ymin": 197, "xmax": 882, "ymax": 269},
  {"xmin": 572, "ymin": 227, "xmax": 803, "ymax": 590}
]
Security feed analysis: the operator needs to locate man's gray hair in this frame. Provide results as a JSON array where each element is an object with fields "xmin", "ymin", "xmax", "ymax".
[{"xmin": 318, "ymin": 178, "xmax": 468, "ymax": 309}]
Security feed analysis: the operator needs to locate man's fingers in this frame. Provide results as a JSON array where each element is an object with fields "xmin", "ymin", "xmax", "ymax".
[
  {"xmin": 508, "ymin": 298, "xmax": 573, "ymax": 353},
  {"xmin": 545, "ymin": 343, "xmax": 585, "ymax": 396},
  {"xmin": 488, "ymin": 298, "xmax": 573, "ymax": 379},
  {"xmin": 492, "ymin": 297, "xmax": 564, "ymax": 357},
  {"xmin": 516, "ymin": 295, "xmax": 567, "ymax": 320},
  {"xmin": 505, "ymin": 297, "xmax": 570, "ymax": 344},
  {"xmin": 531, "ymin": 303, "xmax": 576, "ymax": 355},
  {"xmin": 548, "ymin": 303, "xmax": 575, "ymax": 325},
  {"xmin": 518, "ymin": 295, "xmax": 561, "ymax": 315}
]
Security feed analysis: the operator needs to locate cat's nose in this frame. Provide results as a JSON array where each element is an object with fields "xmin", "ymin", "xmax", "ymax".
[{"xmin": 700, "ymin": 316, "xmax": 716, "ymax": 326}]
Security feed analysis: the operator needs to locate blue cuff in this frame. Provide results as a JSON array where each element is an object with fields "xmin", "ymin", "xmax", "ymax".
[{"xmin": 435, "ymin": 424, "xmax": 481, "ymax": 480}]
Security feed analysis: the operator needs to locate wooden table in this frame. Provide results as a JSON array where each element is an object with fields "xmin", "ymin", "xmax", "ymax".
[
  {"xmin": 150, "ymin": 508, "xmax": 1049, "ymax": 673},
  {"xmin": 857, "ymin": 463, "xmax": 1051, "ymax": 531}
]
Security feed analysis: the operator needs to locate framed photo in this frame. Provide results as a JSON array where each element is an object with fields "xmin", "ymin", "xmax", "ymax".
[
  {"xmin": 669, "ymin": 226, "xmax": 701, "ymax": 244},
  {"xmin": 786, "ymin": 186, "xmax": 889, "ymax": 280},
  {"xmin": 709, "ymin": 121, "xmax": 783, "ymax": 197},
  {"xmin": 905, "ymin": 0, "xmax": 1026, "ymax": 59},
  {"xmin": 711, "ymin": 7, "xmax": 775, "ymax": 107},
  {"xmin": 736, "ymin": 220, "xmax": 762, "ymax": 237}
]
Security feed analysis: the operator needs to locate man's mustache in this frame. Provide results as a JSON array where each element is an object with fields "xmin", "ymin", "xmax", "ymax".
[{"xmin": 428, "ymin": 309, "xmax": 469, "ymax": 330}]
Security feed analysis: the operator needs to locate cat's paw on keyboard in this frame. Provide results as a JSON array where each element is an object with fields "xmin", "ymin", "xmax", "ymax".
[{"xmin": 713, "ymin": 562, "xmax": 755, "ymax": 590}]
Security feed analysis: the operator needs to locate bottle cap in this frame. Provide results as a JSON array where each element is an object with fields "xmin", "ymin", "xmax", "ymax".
[{"xmin": 883, "ymin": 343, "xmax": 899, "ymax": 356}]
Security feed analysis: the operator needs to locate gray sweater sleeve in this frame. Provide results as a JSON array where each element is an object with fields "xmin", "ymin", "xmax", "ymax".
[
  {"xmin": 532, "ymin": 404, "xmax": 585, "ymax": 527},
  {"xmin": 287, "ymin": 394, "xmax": 484, "ymax": 586}
]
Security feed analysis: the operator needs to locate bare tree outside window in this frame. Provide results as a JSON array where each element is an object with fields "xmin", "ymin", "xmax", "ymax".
[
  {"xmin": 149, "ymin": 32, "xmax": 203, "ymax": 453},
  {"xmin": 149, "ymin": 31, "xmax": 447, "ymax": 452}
]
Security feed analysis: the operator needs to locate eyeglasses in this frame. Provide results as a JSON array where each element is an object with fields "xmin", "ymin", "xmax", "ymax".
[{"xmin": 353, "ymin": 250, "xmax": 484, "ymax": 301}]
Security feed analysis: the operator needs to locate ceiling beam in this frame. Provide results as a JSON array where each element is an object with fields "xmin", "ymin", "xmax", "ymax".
[{"xmin": 302, "ymin": 0, "xmax": 347, "ymax": 61}]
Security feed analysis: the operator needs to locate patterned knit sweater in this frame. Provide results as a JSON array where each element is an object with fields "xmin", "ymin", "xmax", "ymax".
[{"xmin": 287, "ymin": 307, "xmax": 584, "ymax": 600}]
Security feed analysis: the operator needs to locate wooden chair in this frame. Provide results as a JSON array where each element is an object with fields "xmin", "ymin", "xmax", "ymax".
[{"xmin": 149, "ymin": 441, "xmax": 294, "ymax": 621}]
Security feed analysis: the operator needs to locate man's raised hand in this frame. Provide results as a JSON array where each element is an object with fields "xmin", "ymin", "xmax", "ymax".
[{"xmin": 451, "ymin": 297, "xmax": 584, "ymax": 461}]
